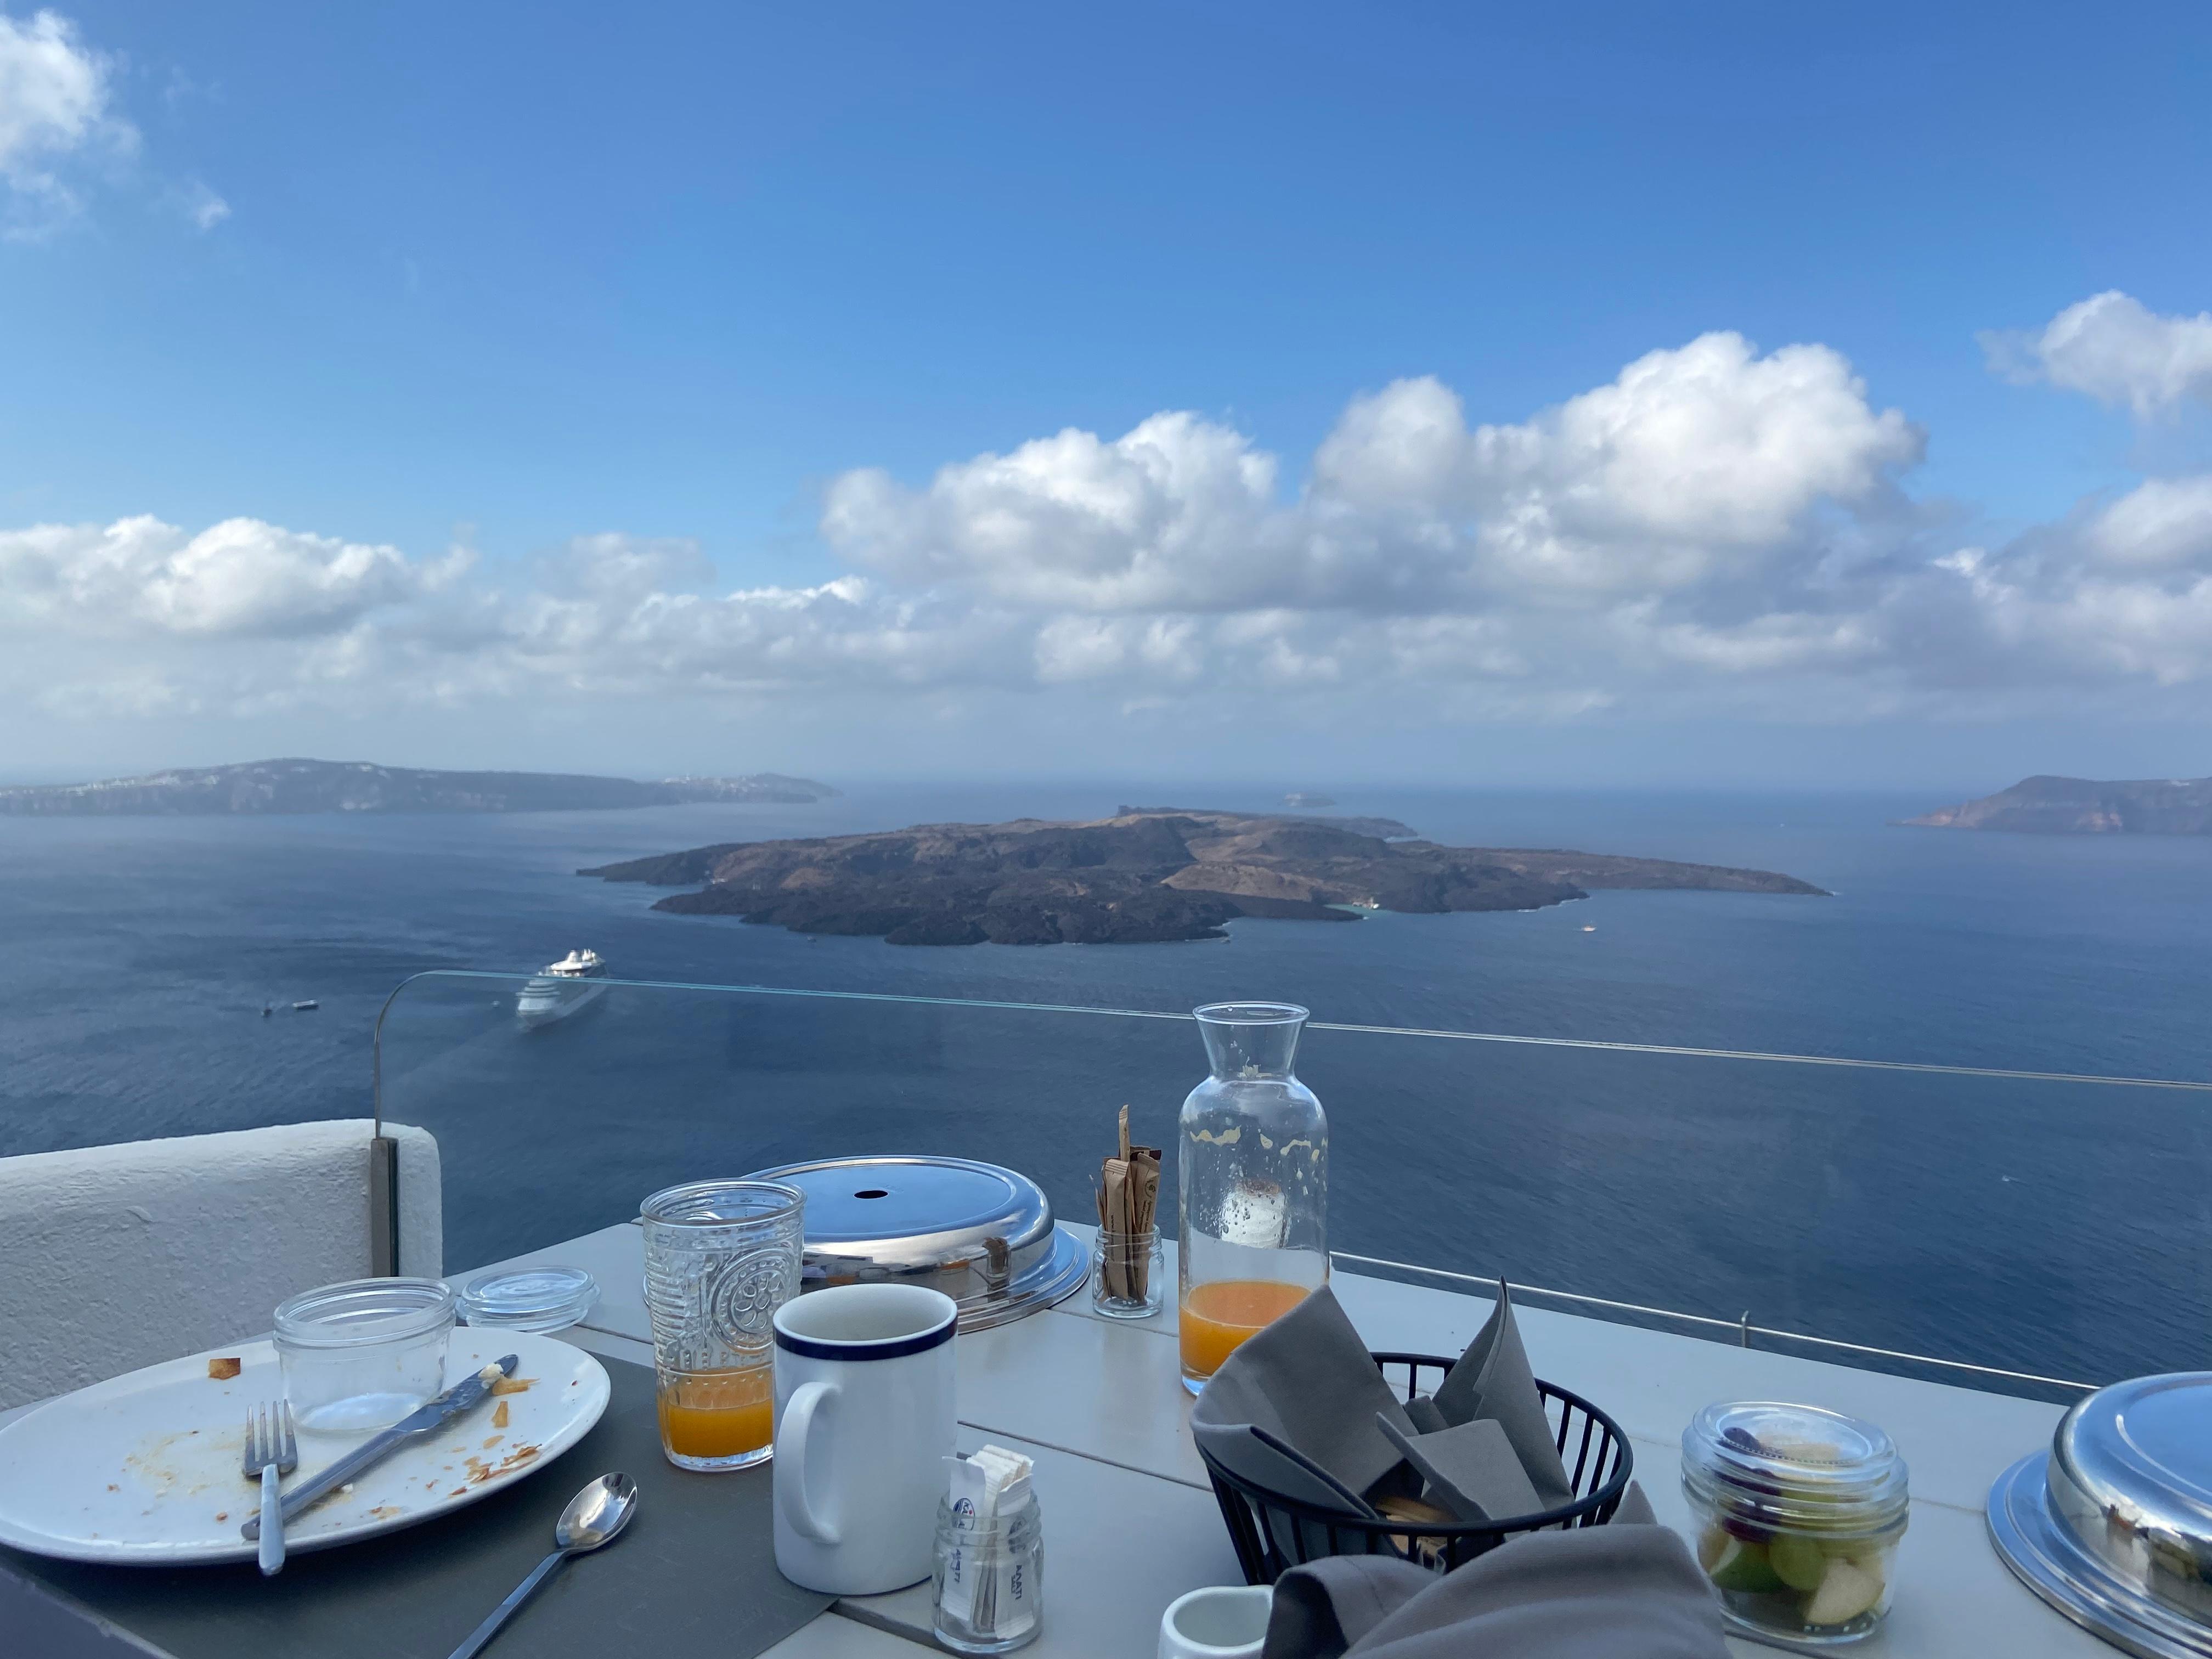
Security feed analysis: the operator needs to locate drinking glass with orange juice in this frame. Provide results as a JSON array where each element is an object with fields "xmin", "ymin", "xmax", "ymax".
[
  {"xmin": 1177, "ymin": 1002, "xmax": 1328, "ymax": 1393},
  {"xmin": 640, "ymin": 1178, "xmax": 805, "ymax": 1470}
]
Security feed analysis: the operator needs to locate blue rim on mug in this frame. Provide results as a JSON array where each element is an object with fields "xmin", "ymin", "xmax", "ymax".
[{"xmin": 773, "ymin": 1283, "xmax": 958, "ymax": 1363}]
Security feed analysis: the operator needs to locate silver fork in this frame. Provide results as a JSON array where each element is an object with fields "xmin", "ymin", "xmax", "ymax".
[{"xmin": 241, "ymin": 1401, "xmax": 298, "ymax": 1576}]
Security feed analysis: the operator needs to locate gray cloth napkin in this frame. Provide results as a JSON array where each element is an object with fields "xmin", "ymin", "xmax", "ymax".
[
  {"xmin": 1402, "ymin": 1395, "xmax": 1449, "ymax": 1435},
  {"xmin": 1260, "ymin": 1521, "xmax": 1728, "ymax": 1659},
  {"xmin": 1429, "ymin": 1279, "xmax": 1572, "ymax": 1505},
  {"xmin": 1374, "ymin": 1414, "xmax": 1542, "ymax": 1522},
  {"xmin": 1190, "ymin": 1285, "xmax": 1417, "ymax": 1504},
  {"xmin": 1192, "ymin": 1423, "xmax": 1381, "ymax": 1517},
  {"xmin": 1613, "ymin": 1479, "xmax": 1656, "ymax": 1525}
]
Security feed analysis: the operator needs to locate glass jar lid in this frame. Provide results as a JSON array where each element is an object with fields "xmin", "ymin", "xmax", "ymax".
[
  {"xmin": 457, "ymin": 1266, "xmax": 600, "ymax": 1333},
  {"xmin": 1683, "ymin": 1401, "xmax": 1910, "ymax": 1532},
  {"xmin": 273, "ymin": 1277, "xmax": 455, "ymax": 1349}
]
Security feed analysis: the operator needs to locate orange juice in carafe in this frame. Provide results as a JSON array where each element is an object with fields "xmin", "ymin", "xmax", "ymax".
[{"xmin": 1178, "ymin": 1279, "xmax": 1312, "ymax": 1381}]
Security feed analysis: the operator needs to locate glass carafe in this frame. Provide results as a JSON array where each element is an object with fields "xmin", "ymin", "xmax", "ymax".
[{"xmin": 1177, "ymin": 1001, "xmax": 1328, "ymax": 1394}]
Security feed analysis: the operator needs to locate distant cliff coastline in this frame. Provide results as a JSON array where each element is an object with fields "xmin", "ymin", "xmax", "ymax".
[
  {"xmin": 584, "ymin": 806, "xmax": 1826, "ymax": 946},
  {"xmin": 0, "ymin": 759, "xmax": 838, "ymax": 816},
  {"xmin": 1901, "ymin": 775, "xmax": 2212, "ymax": 834}
]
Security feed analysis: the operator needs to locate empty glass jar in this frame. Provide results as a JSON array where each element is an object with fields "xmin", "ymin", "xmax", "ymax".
[
  {"xmin": 274, "ymin": 1277, "xmax": 455, "ymax": 1433},
  {"xmin": 1177, "ymin": 1001, "xmax": 1328, "ymax": 1393}
]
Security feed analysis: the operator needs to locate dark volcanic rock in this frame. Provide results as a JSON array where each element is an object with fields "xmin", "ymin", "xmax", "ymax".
[
  {"xmin": 1901, "ymin": 775, "xmax": 2212, "ymax": 834},
  {"xmin": 587, "ymin": 808, "xmax": 1826, "ymax": 946},
  {"xmin": 0, "ymin": 759, "xmax": 838, "ymax": 816}
]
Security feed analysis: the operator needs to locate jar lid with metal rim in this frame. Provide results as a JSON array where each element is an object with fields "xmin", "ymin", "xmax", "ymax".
[
  {"xmin": 1683, "ymin": 1402, "xmax": 1910, "ymax": 1535},
  {"xmin": 455, "ymin": 1266, "xmax": 600, "ymax": 1334},
  {"xmin": 742, "ymin": 1155, "xmax": 1087, "ymax": 1331}
]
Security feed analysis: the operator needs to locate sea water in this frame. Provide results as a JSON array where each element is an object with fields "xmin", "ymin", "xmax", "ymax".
[{"xmin": 5, "ymin": 782, "xmax": 2209, "ymax": 1390}]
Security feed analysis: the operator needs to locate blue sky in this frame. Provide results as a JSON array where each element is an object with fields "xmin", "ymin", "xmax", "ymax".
[{"xmin": 5, "ymin": 4, "xmax": 2212, "ymax": 786}]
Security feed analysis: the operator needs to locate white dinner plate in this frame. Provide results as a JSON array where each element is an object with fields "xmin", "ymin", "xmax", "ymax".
[{"xmin": 0, "ymin": 1328, "xmax": 610, "ymax": 1565}]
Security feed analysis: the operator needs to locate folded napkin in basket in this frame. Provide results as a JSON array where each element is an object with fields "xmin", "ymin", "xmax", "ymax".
[
  {"xmin": 1373, "ymin": 1414, "xmax": 1541, "ymax": 1523},
  {"xmin": 1427, "ymin": 1279, "xmax": 1572, "ymax": 1506},
  {"xmin": 1193, "ymin": 1278, "xmax": 1578, "ymax": 1521},
  {"xmin": 1260, "ymin": 1520, "xmax": 1727, "ymax": 1659},
  {"xmin": 1190, "ymin": 1285, "xmax": 1418, "ymax": 1503}
]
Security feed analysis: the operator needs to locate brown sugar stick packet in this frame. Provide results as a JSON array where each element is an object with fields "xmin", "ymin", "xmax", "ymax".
[
  {"xmin": 1103, "ymin": 1104, "xmax": 1163, "ymax": 1300},
  {"xmin": 1098, "ymin": 1134, "xmax": 1132, "ymax": 1299}
]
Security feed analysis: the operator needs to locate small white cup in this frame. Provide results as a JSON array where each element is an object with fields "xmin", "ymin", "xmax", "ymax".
[
  {"xmin": 1159, "ymin": 1584, "xmax": 1273, "ymax": 1659},
  {"xmin": 772, "ymin": 1283, "xmax": 959, "ymax": 1596}
]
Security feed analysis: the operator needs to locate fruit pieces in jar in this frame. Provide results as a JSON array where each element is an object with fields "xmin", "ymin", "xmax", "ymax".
[{"xmin": 1697, "ymin": 1523, "xmax": 1893, "ymax": 1629}]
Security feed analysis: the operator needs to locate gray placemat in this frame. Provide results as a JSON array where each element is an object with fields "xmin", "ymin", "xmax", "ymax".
[{"xmin": 0, "ymin": 1355, "xmax": 833, "ymax": 1659}]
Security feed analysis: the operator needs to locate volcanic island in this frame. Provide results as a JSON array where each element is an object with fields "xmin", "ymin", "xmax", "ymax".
[{"xmin": 581, "ymin": 807, "xmax": 1826, "ymax": 946}]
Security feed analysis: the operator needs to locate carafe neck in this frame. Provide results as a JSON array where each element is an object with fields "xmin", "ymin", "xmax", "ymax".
[{"xmin": 1194, "ymin": 1001, "xmax": 1308, "ymax": 1080}]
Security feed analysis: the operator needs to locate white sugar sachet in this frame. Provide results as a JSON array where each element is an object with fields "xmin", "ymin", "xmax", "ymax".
[{"xmin": 939, "ymin": 1447, "xmax": 1037, "ymax": 1633}]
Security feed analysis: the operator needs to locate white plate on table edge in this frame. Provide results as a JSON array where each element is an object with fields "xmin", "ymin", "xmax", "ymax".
[{"xmin": 0, "ymin": 1329, "xmax": 610, "ymax": 1565}]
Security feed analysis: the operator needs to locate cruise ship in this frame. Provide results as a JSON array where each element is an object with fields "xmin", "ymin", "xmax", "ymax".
[{"xmin": 514, "ymin": 948, "xmax": 611, "ymax": 1028}]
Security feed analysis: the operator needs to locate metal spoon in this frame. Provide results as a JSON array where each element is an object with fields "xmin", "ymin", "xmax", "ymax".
[{"xmin": 445, "ymin": 1473, "xmax": 637, "ymax": 1659}]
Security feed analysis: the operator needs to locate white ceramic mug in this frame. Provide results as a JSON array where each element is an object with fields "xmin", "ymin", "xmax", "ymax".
[
  {"xmin": 771, "ymin": 1282, "xmax": 958, "ymax": 1595},
  {"xmin": 1159, "ymin": 1584, "xmax": 1274, "ymax": 1659}
]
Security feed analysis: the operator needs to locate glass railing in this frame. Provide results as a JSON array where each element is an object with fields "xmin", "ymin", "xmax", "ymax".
[{"xmin": 373, "ymin": 970, "xmax": 2212, "ymax": 1402}]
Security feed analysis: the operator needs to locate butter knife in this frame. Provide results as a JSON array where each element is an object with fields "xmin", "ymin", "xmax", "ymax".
[{"xmin": 242, "ymin": 1355, "xmax": 518, "ymax": 1539}]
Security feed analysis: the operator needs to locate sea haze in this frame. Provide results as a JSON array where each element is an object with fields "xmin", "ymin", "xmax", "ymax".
[{"xmin": 4, "ymin": 783, "xmax": 2207, "ymax": 1392}]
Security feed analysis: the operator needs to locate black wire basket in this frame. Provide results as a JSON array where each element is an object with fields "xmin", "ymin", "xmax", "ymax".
[{"xmin": 1197, "ymin": 1352, "xmax": 1634, "ymax": 1583}]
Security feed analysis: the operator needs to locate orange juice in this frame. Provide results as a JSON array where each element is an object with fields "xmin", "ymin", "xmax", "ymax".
[
  {"xmin": 657, "ymin": 1365, "xmax": 775, "ymax": 1468},
  {"xmin": 1180, "ymin": 1279, "xmax": 1313, "ymax": 1384}
]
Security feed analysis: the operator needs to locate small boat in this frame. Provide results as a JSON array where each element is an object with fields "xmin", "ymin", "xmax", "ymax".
[
  {"xmin": 516, "ymin": 949, "xmax": 611, "ymax": 1029},
  {"xmin": 262, "ymin": 1003, "xmax": 273, "ymax": 1018},
  {"xmin": 292, "ymin": 1000, "xmax": 319, "ymax": 1012}
]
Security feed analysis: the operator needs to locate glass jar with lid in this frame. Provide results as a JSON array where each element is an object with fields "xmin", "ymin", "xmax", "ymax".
[
  {"xmin": 1681, "ymin": 1401, "xmax": 1911, "ymax": 1645},
  {"xmin": 1176, "ymin": 1001, "xmax": 1328, "ymax": 1395}
]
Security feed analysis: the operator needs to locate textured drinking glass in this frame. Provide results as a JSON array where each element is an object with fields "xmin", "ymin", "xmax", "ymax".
[
  {"xmin": 1177, "ymin": 1002, "xmax": 1328, "ymax": 1395},
  {"xmin": 641, "ymin": 1179, "xmax": 805, "ymax": 1471}
]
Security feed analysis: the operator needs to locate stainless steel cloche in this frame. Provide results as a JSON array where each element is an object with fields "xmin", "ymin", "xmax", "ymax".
[
  {"xmin": 742, "ymin": 1155, "xmax": 1088, "ymax": 1331},
  {"xmin": 1989, "ymin": 1372, "xmax": 2212, "ymax": 1658}
]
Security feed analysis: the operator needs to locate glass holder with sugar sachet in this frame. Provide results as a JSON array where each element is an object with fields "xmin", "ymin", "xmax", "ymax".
[{"xmin": 934, "ymin": 1444, "xmax": 1043, "ymax": 1654}]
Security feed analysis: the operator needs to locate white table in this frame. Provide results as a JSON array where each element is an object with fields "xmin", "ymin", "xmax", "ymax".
[{"xmin": 473, "ymin": 1221, "xmax": 2113, "ymax": 1659}]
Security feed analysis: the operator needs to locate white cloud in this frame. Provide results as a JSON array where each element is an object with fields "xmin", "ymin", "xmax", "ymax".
[
  {"xmin": 824, "ymin": 412, "xmax": 1289, "ymax": 612},
  {"xmin": 1984, "ymin": 291, "xmax": 2212, "ymax": 417},
  {"xmin": 824, "ymin": 334, "xmax": 1922, "ymax": 617},
  {"xmin": 2088, "ymin": 476, "xmax": 2212, "ymax": 567},
  {"xmin": 1316, "ymin": 336, "xmax": 1923, "ymax": 597},
  {"xmin": 0, "ymin": 516, "xmax": 425, "ymax": 637},
  {"xmin": 0, "ymin": 10, "xmax": 227, "ymax": 236},
  {"xmin": 0, "ymin": 8, "xmax": 133, "ymax": 233},
  {"xmin": 176, "ymin": 177, "xmax": 228, "ymax": 230},
  {"xmin": 15, "ymin": 306, "xmax": 2212, "ymax": 731}
]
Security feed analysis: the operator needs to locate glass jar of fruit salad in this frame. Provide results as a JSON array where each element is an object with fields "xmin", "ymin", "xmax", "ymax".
[{"xmin": 1681, "ymin": 1402, "xmax": 1910, "ymax": 1645}]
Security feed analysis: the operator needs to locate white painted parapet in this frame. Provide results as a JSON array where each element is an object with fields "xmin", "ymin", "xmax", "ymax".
[{"xmin": 0, "ymin": 1119, "xmax": 442, "ymax": 1409}]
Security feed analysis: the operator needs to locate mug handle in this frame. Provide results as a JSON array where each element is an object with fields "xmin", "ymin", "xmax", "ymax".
[{"xmin": 776, "ymin": 1379, "xmax": 841, "ymax": 1544}]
